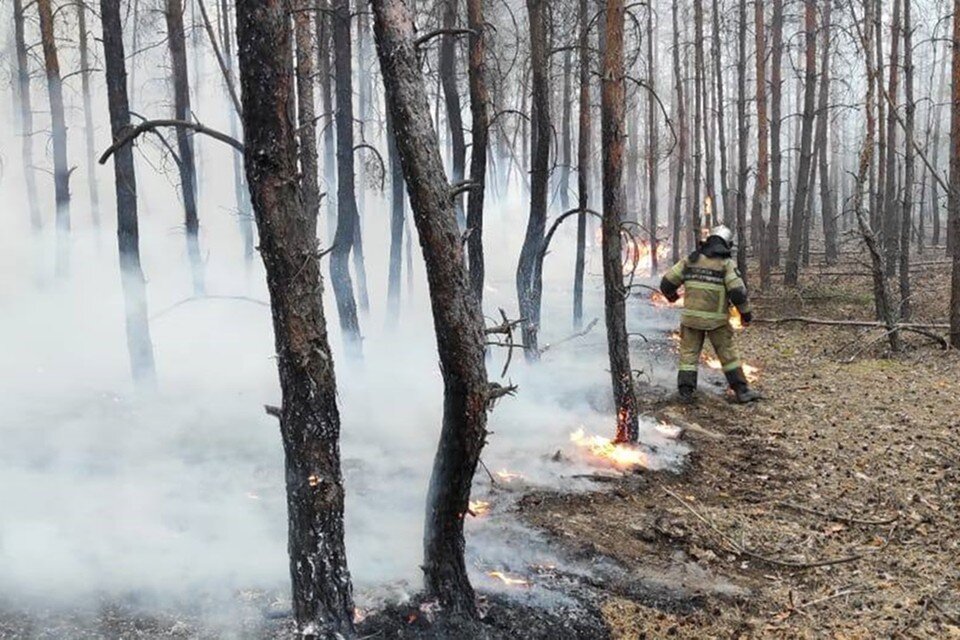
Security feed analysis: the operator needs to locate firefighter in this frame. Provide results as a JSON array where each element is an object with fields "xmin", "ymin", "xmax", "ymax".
[{"xmin": 659, "ymin": 225, "xmax": 761, "ymax": 404}]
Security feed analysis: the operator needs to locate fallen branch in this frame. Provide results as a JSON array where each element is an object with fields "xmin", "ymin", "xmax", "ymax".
[
  {"xmin": 540, "ymin": 318, "xmax": 598, "ymax": 353},
  {"xmin": 776, "ymin": 501, "xmax": 900, "ymax": 526},
  {"xmin": 663, "ymin": 487, "xmax": 863, "ymax": 570},
  {"xmin": 100, "ymin": 119, "xmax": 243, "ymax": 164}
]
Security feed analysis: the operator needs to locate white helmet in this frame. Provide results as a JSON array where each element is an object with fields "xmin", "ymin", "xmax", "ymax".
[{"xmin": 708, "ymin": 224, "xmax": 734, "ymax": 246}]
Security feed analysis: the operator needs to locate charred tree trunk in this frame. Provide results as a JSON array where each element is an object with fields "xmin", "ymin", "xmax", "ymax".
[
  {"xmin": 949, "ymin": 0, "xmax": 960, "ymax": 346},
  {"xmin": 78, "ymin": 3, "xmax": 101, "ymax": 228},
  {"xmin": 440, "ymin": 0, "xmax": 467, "ymax": 224},
  {"xmin": 601, "ymin": 0, "xmax": 640, "ymax": 445},
  {"xmin": 560, "ymin": 47, "xmax": 573, "ymax": 213},
  {"xmin": 574, "ymin": 0, "xmax": 591, "ymax": 328},
  {"xmin": 295, "ymin": 0, "xmax": 320, "ymax": 224},
  {"xmin": 883, "ymin": 0, "xmax": 903, "ymax": 275},
  {"xmin": 37, "ymin": 0, "xmax": 71, "ymax": 275},
  {"xmin": 784, "ymin": 0, "xmax": 817, "ymax": 286},
  {"xmin": 330, "ymin": 0, "xmax": 363, "ymax": 356},
  {"xmin": 13, "ymin": 0, "xmax": 41, "ymax": 232},
  {"xmin": 371, "ymin": 0, "xmax": 492, "ymax": 617},
  {"xmin": 816, "ymin": 0, "xmax": 838, "ymax": 265},
  {"xmin": 517, "ymin": 0, "xmax": 550, "ymax": 359},
  {"xmin": 101, "ymin": 0, "xmax": 157, "ymax": 386},
  {"xmin": 765, "ymin": 0, "xmax": 784, "ymax": 274},
  {"xmin": 236, "ymin": 1, "xmax": 356, "ymax": 633},
  {"xmin": 753, "ymin": 0, "xmax": 771, "ymax": 288},
  {"xmin": 735, "ymin": 0, "xmax": 748, "ymax": 279},
  {"xmin": 647, "ymin": 5, "xmax": 659, "ymax": 274},
  {"xmin": 671, "ymin": 0, "xmax": 687, "ymax": 265},
  {"xmin": 165, "ymin": 0, "xmax": 205, "ymax": 294},
  {"xmin": 711, "ymin": 0, "xmax": 731, "ymax": 223},
  {"xmin": 466, "ymin": 0, "xmax": 489, "ymax": 306},
  {"xmin": 900, "ymin": 0, "xmax": 913, "ymax": 319}
]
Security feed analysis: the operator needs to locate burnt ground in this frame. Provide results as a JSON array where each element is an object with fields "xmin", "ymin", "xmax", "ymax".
[{"xmin": 2, "ymin": 258, "xmax": 959, "ymax": 639}]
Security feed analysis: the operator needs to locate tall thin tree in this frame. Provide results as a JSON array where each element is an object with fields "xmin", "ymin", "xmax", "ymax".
[{"xmin": 12, "ymin": 0, "xmax": 41, "ymax": 232}]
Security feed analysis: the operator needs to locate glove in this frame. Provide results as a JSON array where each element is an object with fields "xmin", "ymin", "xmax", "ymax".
[
  {"xmin": 741, "ymin": 311, "xmax": 753, "ymax": 326},
  {"xmin": 664, "ymin": 291, "xmax": 680, "ymax": 303}
]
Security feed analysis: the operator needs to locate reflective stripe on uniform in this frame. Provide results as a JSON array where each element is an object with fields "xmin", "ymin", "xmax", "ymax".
[
  {"xmin": 681, "ymin": 309, "xmax": 729, "ymax": 321},
  {"xmin": 722, "ymin": 359, "xmax": 742, "ymax": 372},
  {"xmin": 685, "ymin": 281, "xmax": 726, "ymax": 292},
  {"xmin": 678, "ymin": 363, "xmax": 700, "ymax": 372}
]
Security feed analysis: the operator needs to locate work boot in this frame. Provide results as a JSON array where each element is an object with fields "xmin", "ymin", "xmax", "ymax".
[
  {"xmin": 724, "ymin": 368, "xmax": 761, "ymax": 403},
  {"xmin": 677, "ymin": 370, "xmax": 698, "ymax": 404}
]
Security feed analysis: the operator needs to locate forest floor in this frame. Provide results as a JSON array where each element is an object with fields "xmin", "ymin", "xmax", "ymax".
[{"xmin": 516, "ymin": 257, "xmax": 960, "ymax": 639}]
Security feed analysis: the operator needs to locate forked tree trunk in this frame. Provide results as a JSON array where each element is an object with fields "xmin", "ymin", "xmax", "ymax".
[
  {"xmin": 816, "ymin": 0, "xmax": 838, "ymax": 265},
  {"xmin": 330, "ymin": 0, "xmax": 363, "ymax": 356},
  {"xmin": 735, "ymin": 0, "xmax": 748, "ymax": 279},
  {"xmin": 753, "ymin": 0, "xmax": 770, "ymax": 287},
  {"xmin": 78, "ymin": 3, "xmax": 101, "ymax": 228},
  {"xmin": 101, "ymin": 0, "xmax": 157, "ymax": 386},
  {"xmin": 671, "ymin": 0, "xmax": 687, "ymax": 264},
  {"xmin": 882, "ymin": 0, "xmax": 902, "ymax": 275},
  {"xmin": 37, "ymin": 0, "xmax": 71, "ymax": 275},
  {"xmin": 900, "ymin": 0, "xmax": 914, "ymax": 319},
  {"xmin": 371, "ymin": 0, "xmax": 492, "ymax": 616},
  {"xmin": 601, "ymin": 0, "xmax": 640, "ymax": 445},
  {"xmin": 466, "ymin": 0, "xmax": 490, "ymax": 306},
  {"xmin": 574, "ymin": 0, "xmax": 591, "ymax": 327},
  {"xmin": 517, "ymin": 0, "xmax": 550, "ymax": 359},
  {"xmin": 784, "ymin": 0, "xmax": 817, "ymax": 286},
  {"xmin": 711, "ymin": 0, "xmax": 730, "ymax": 223},
  {"xmin": 949, "ymin": 0, "xmax": 960, "ymax": 346},
  {"xmin": 295, "ymin": 0, "xmax": 320, "ymax": 224},
  {"xmin": 236, "ymin": 1, "xmax": 356, "ymax": 634},
  {"xmin": 765, "ymin": 0, "xmax": 784, "ymax": 275},
  {"xmin": 165, "ymin": 0, "xmax": 205, "ymax": 294},
  {"xmin": 13, "ymin": 0, "xmax": 41, "ymax": 231}
]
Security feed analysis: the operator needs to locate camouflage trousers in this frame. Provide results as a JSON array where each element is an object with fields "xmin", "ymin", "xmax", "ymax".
[{"xmin": 678, "ymin": 323, "xmax": 742, "ymax": 374}]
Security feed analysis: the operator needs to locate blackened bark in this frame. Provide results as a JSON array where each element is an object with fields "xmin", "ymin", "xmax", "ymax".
[
  {"xmin": 753, "ymin": 0, "xmax": 771, "ymax": 289},
  {"xmin": 236, "ymin": 1, "xmax": 356, "ymax": 634},
  {"xmin": 784, "ymin": 0, "xmax": 817, "ymax": 286},
  {"xmin": 295, "ymin": 0, "xmax": 321, "ymax": 224},
  {"xmin": 766, "ymin": 0, "xmax": 784, "ymax": 272},
  {"xmin": 883, "ymin": 0, "xmax": 902, "ymax": 275},
  {"xmin": 466, "ymin": 0, "xmax": 489, "ymax": 306},
  {"xmin": 165, "ymin": 0, "xmax": 205, "ymax": 294},
  {"xmin": 671, "ymin": 0, "xmax": 687, "ymax": 265},
  {"xmin": 517, "ymin": 0, "xmax": 550, "ymax": 359},
  {"xmin": 735, "ymin": 0, "xmax": 748, "ymax": 279},
  {"xmin": 900, "ymin": 0, "xmax": 913, "ymax": 319},
  {"xmin": 440, "ymin": 0, "xmax": 467, "ymax": 223},
  {"xmin": 574, "ymin": 0, "xmax": 591, "ymax": 328},
  {"xmin": 330, "ymin": 0, "xmax": 363, "ymax": 356},
  {"xmin": 371, "ymin": 0, "xmax": 492, "ymax": 617},
  {"xmin": 601, "ymin": 0, "xmax": 640, "ymax": 445},
  {"xmin": 101, "ymin": 0, "xmax": 157, "ymax": 386},
  {"xmin": 816, "ymin": 0, "xmax": 838, "ymax": 265},
  {"xmin": 13, "ymin": 0, "xmax": 41, "ymax": 231},
  {"xmin": 37, "ymin": 0, "xmax": 71, "ymax": 275},
  {"xmin": 78, "ymin": 3, "xmax": 101, "ymax": 228},
  {"xmin": 711, "ymin": 0, "xmax": 730, "ymax": 223}
]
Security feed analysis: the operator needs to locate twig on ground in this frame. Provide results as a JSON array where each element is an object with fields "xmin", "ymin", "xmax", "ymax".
[{"xmin": 776, "ymin": 501, "xmax": 900, "ymax": 526}]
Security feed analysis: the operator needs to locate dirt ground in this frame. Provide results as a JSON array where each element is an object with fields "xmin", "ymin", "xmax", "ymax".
[{"xmin": 518, "ymin": 258, "xmax": 960, "ymax": 639}]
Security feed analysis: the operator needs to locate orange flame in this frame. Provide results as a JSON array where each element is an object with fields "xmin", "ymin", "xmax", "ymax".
[
  {"xmin": 487, "ymin": 571, "xmax": 531, "ymax": 587},
  {"xmin": 468, "ymin": 500, "xmax": 491, "ymax": 517},
  {"xmin": 570, "ymin": 428, "xmax": 648, "ymax": 469},
  {"xmin": 702, "ymin": 355, "xmax": 760, "ymax": 382},
  {"xmin": 729, "ymin": 307, "xmax": 743, "ymax": 330}
]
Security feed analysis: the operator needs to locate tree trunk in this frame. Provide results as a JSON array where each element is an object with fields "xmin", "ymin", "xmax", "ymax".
[
  {"xmin": 574, "ymin": 0, "xmax": 591, "ymax": 328},
  {"xmin": 883, "ymin": 0, "xmax": 903, "ymax": 275},
  {"xmin": 165, "ymin": 0, "xmax": 205, "ymax": 294},
  {"xmin": 440, "ymin": 0, "xmax": 467, "ymax": 225},
  {"xmin": 101, "ymin": 0, "xmax": 157, "ymax": 386},
  {"xmin": 816, "ymin": 0, "xmax": 838, "ymax": 264},
  {"xmin": 386, "ymin": 111, "xmax": 406, "ymax": 325},
  {"xmin": 949, "ymin": 0, "xmax": 960, "ymax": 346},
  {"xmin": 671, "ymin": 0, "xmax": 687, "ymax": 265},
  {"xmin": 601, "ymin": 0, "xmax": 640, "ymax": 445},
  {"xmin": 517, "ymin": 0, "xmax": 550, "ymax": 359},
  {"xmin": 784, "ymin": 0, "xmax": 817, "ymax": 286},
  {"xmin": 753, "ymin": 0, "xmax": 770, "ymax": 288},
  {"xmin": 466, "ymin": 0, "xmax": 489, "ymax": 306},
  {"xmin": 765, "ymin": 0, "xmax": 784, "ymax": 275},
  {"xmin": 12, "ymin": 0, "xmax": 41, "ymax": 232},
  {"xmin": 692, "ymin": 0, "xmax": 705, "ymax": 240},
  {"xmin": 735, "ymin": 0, "xmax": 748, "ymax": 279},
  {"xmin": 699, "ymin": 1, "xmax": 715, "ymax": 226},
  {"xmin": 236, "ymin": 1, "xmax": 356, "ymax": 633},
  {"xmin": 900, "ymin": 0, "xmax": 914, "ymax": 319},
  {"xmin": 37, "ymin": 0, "xmax": 71, "ymax": 276},
  {"xmin": 78, "ymin": 3, "xmax": 101, "ymax": 228},
  {"xmin": 711, "ymin": 0, "xmax": 731, "ymax": 223},
  {"xmin": 371, "ymin": 0, "xmax": 492, "ymax": 617},
  {"xmin": 874, "ymin": 0, "xmax": 886, "ymax": 233},
  {"xmin": 330, "ymin": 0, "xmax": 363, "ymax": 356},
  {"xmin": 295, "ymin": 0, "xmax": 320, "ymax": 225},
  {"xmin": 317, "ymin": 0, "xmax": 338, "ymax": 244},
  {"xmin": 933, "ymin": 42, "xmax": 948, "ymax": 248},
  {"xmin": 560, "ymin": 48, "xmax": 573, "ymax": 213},
  {"xmin": 647, "ymin": 5, "xmax": 659, "ymax": 275}
]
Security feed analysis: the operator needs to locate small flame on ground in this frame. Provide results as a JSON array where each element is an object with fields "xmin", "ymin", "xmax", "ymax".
[
  {"xmin": 487, "ymin": 571, "xmax": 531, "ymax": 587},
  {"xmin": 495, "ymin": 469, "xmax": 524, "ymax": 483},
  {"xmin": 353, "ymin": 608, "xmax": 367, "ymax": 624},
  {"xmin": 703, "ymin": 356, "xmax": 760, "ymax": 382},
  {"xmin": 468, "ymin": 500, "xmax": 491, "ymax": 517},
  {"xmin": 570, "ymin": 428, "xmax": 648, "ymax": 469}
]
